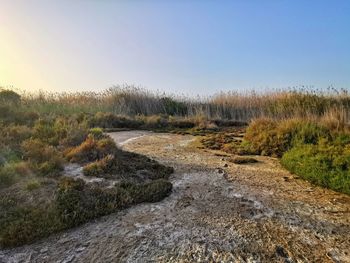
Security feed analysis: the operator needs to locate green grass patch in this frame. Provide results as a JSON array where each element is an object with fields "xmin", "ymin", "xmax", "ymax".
[{"xmin": 281, "ymin": 140, "xmax": 350, "ymax": 194}]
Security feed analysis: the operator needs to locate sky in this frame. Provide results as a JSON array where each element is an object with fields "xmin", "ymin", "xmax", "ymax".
[{"xmin": 0, "ymin": 0, "xmax": 349, "ymax": 95}]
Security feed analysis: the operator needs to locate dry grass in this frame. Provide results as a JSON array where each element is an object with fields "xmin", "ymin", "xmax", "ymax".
[{"xmin": 3, "ymin": 86, "xmax": 348, "ymax": 124}]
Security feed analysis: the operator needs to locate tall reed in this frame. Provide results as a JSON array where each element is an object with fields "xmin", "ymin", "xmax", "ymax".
[{"xmin": 2, "ymin": 85, "xmax": 350, "ymax": 123}]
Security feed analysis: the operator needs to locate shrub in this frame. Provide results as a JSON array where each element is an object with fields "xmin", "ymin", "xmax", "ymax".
[
  {"xmin": 0, "ymin": 125, "xmax": 33, "ymax": 149},
  {"xmin": 0, "ymin": 147, "xmax": 21, "ymax": 165},
  {"xmin": 59, "ymin": 122, "xmax": 89, "ymax": 148},
  {"xmin": 56, "ymin": 177, "xmax": 172, "ymax": 228},
  {"xmin": 88, "ymin": 127, "xmax": 105, "ymax": 140},
  {"xmin": 281, "ymin": 141, "xmax": 350, "ymax": 194},
  {"xmin": 118, "ymin": 179, "xmax": 173, "ymax": 203},
  {"xmin": 83, "ymin": 154, "xmax": 120, "ymax": 177},
  {"xmin": 168, "ymin": 117, "xmax": 195, "ymax": 129},
  {"xmin": 242, "ymin": 117, "xmax": 350, "ymax": 194},
  {"xmin": 0, "ymin": 175, "xmax": 173, "ymax": 247},
  {"xmin": 56, "ymin": 178, "xmax": 129, "ymax": 227},
  {"xmin": 32, "ymin": 118, "xmax": 89, "ymax": 147},
  {"xmin": 243, "ymin": 118, "xmax": 331, "ymax": 157},
  {"xmin": 229, "ymin": 156, "xmax": 258, "ymax": 164},
  {"xmin": 21, "ymin": 139, "xmax": 64, "ymax": 176},
  {"xmin": 0, "ymin": 165, "xmax": 17, "ymax": 188},
  {"xmin": 88, "ymin": 112, "xmax": 142, "ymax": 129},
  {"xmin": 0, "ymin": 205, "xmax": 63, "ymax": 247},
  {"xmin": 141, "ymin": 115, "xmax": 168, "ymax": 129},
  {"xmin": 0, "ymin": 90, "xmax": 21, "ymax": 105},
  {"xmin": 32, "ymin": 119, "xmax": 60, "ymax": 145},
  {"xmin": 0, "ymin": 162, "xmax": 32, "ymax": 189},
  {"xmin": 26, "ymin": 180, "xmax": 41, "ymax": 191},
  {"xmin": 243, "ymin": 118, "xmax": 279, "ymax": 156},
  {"xmin": 65, "ymin": 136, "xmax": 118, "ymax": 163}
]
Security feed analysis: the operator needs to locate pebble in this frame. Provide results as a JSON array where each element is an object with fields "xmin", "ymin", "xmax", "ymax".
[
  {"xmin": 40, "ymin": 247, "xmax": 48, "ymax": 253},
  {"xmin": 76, "ymin": 247, "xmax": 86, "ymax": 253},
  {"xmin": 61, "ymin": 255, "xmax": 75, "ymax": 263}
]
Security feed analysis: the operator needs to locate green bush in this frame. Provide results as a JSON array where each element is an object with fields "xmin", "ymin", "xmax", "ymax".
[
  {"xmin": 33, "ymin": 119, "xmax": 60, "ymax": 145},
  {"xmin": 0, "ymin": 205, "xmax": 63, "ymax": 247},
  {"xmin": 26, "ymin": 180, "xmax": 41, "ymax": 191},
  {"xmin": 243, "ymin": 118, "xmax": 331, "ymax": 157},
  {"xmin": 56, "ymin": 177, "xmax": 172, "ymax": 228},
  {"xmin": 0, "ymin": 148, "xmax": 21, "ymax": 165},
  {"xmin": 118, "ymin": 179, "xmax": 173, "ymax": 203},
  {"xmin": 0, "ymin": 176, "xmax": 172, "ymax": 247},
  {"xmin": 242, "ymin": 117, "xmax": 350, "ymax": 194},
  {"xmin": 56, "ymin": 178, "xmax": 129, "ymax": 227},
  {"xmin": 281, "ymin": 140, "xmax": 350, "ymax": 194},
  {"xmin": 0, "ymin": 165, "xmax": 17, "ymax": 188},
  {"xmin": 89, "ymin": 127, "xmax": 105, "ymax": 139}
]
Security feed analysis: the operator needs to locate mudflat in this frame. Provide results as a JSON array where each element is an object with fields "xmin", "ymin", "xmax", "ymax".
[{"xmin": 1, "ymin": 132, "xmax": 349, "ymax": 263}]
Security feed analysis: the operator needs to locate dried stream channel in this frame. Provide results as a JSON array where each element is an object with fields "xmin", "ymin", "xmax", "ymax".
[{"xmin": 1, "ymin": 131, "xmax": 350, "ymax": 263}]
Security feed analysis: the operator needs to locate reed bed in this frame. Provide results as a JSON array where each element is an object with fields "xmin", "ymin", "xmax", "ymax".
[{"xmin": 3, "ymin": 85, "xmax": 350, "ymax": 123}]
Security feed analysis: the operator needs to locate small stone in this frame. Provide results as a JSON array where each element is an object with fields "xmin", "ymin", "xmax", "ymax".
[
  {"xmin": 76, "ymin": 247, "xmax": 86, "ymax": 252},
  {"xmin": 61, "ymin": 255, "xmax": 75, "ymax": 263},
  {"xmin": 275, "ymin": 245, "xmax": 289, "ymax": 258},
  {"xmin": 223, "ymin": 163, "xmax": 228, "ymax": 167},
  {"xmin": 217, "ymin": 168, "xmax": 224, "ymax": 174},
  {"xmin": 59, "ymin": 237, "xmax": 71, "ymax": 244},
  {"xmin": 39, "ymin": 247, "xmax": 48, "ymax": 253}
]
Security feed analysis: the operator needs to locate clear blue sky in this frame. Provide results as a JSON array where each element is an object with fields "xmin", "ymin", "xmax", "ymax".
[{"xmin": 1, "ymin": 0, "xmax": 349, "ymax": 95}]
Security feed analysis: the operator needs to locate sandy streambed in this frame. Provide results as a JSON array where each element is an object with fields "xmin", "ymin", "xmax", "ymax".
[{"xmin": 1, "ymin": 131, "xmax": 350, "ymax": 263}]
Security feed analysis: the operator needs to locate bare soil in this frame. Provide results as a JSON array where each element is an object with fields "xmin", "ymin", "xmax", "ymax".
[{"xmin": 1, "ymin": 132, "xmax": 349, "ymax": 263}]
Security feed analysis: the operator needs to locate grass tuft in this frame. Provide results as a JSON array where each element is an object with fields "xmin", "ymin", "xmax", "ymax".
[{"xmin": 229, "ymin": 156, "xmax": 258, "ymax": 164}]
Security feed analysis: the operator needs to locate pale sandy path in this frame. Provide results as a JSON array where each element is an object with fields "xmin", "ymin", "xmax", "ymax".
[{"xmin": 1, "ymin": 131, "xmax": 349, "ymax": 263}]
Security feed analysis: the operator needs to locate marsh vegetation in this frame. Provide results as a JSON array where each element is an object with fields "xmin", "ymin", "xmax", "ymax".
[{"xmin": 1, "ymin": 86, "xmax": 350, "ymax": 249}]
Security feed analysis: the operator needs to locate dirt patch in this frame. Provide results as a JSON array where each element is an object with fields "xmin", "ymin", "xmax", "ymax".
[{"xmin": 1, "ymin": 132, "xmax": 349, "ymax": 262}]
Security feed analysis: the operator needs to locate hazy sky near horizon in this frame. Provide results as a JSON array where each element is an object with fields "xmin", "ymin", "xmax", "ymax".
[{"xmin": 1, "ymin": 0, "xmax": 349, "ymax": 95}]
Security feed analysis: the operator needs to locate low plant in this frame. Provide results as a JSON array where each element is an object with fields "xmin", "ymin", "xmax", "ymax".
[
  {"xmin": 88, "ymin": 112, "xmax": 143, "ymax": 129},
  {"xmin": 88, "ymin": 127, "xmax": 105, "ymax": 139},
  {"xmin": 21, "ymin": 139, "xmax": 64, "ymax": 176},
  {"xmin": 56, "ymin": 177, "xmax": 172, "ymax": 228},
  {"xmin": 65, "ymin": 136, "xmax": 117, "ymax": 163},
  {"xmin": 0, "ymin": 162, "xmax": 31, "ymax": 189},
  {"xmin": 241, "ymin": 117, "xmax": 350, "ymax": 194},
  {"xmin": 26, "ymin": 180, "xmax": 41, "ymax": 191},
  {"xmin": 0, "ymin": 175, "xmax": 173, "ymax": 248},
  {"xmin": 242, "ymin": 118, "xmax": 331, "ymax": 157},
  {"xmin": 229, "ymin": 156, "xmax": 258, "ymax": 164},
  {"xmin": 0, "ymin": 165, "xmax": 18, "ymax": 188},
  {"xmin": 83, "ymin": 154, "xmax": 120, "ymax": 177},
  {"xmin": 281, "ymin": 139, "xmax": 350, "ymax": 194},
  {"xmin": 0, "ymin": 205, "xmax": 63, "ymax": 247}
]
